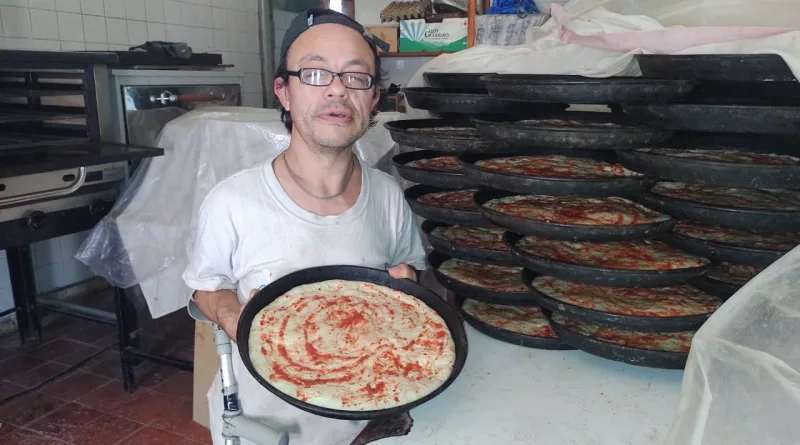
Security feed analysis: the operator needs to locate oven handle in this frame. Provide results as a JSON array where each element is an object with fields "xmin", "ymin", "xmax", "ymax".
[{"xmin": 0, "ymin": 167, "xmax": 87, "ymax": 207}]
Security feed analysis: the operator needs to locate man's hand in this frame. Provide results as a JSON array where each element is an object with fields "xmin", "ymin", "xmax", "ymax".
[
  {"xmin": 388, "ymin": 264, "xmax": 417, "ymax": 281},
  {"xmin": 194, "ymin": 289, "xmax": 244, "ymax": 342}
]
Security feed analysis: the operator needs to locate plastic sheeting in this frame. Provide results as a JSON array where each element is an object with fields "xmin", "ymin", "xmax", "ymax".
[
  {"xmin": 664, "ymin": 247, "xmax": 800, "ymax": 445},
  {"xmin": 75, "ymin": 107, "xmax": 409, "ymax": 318}
]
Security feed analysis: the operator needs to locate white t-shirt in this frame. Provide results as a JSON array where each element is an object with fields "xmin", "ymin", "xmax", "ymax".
[{"xmin": 183, "ymin": 152, "xmax": 427, "ymax": 445}]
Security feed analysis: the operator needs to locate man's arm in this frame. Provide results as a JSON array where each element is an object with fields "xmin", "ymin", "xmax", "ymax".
[{"xmin": 194, "ymin": 289, "xmax": 243, "ymax": 341}]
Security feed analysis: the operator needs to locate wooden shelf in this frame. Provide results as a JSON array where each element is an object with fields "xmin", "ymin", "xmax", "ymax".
[{"xmin": 379, "ymin": 51, "xmax": 454, "ymax": 58}]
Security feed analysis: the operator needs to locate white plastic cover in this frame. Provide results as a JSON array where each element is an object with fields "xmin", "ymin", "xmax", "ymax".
[
  {"xmin": 664, "ymin": 247, "xmax": 800, "ymax": 445},
  {"xmin": 75, "ymin": 107, "xmax": 409, "ymax": 318}
]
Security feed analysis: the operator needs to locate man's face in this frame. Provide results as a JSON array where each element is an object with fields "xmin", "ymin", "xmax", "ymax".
[{"xmin": 276, "ymin": 23, "xmax": 379, "ymax": 153}]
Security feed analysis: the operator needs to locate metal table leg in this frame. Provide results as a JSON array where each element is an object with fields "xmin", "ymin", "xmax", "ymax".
[
  {"xmin": 6, "ymin": 246, "xmax": 41, "ymax": 344},
  {"xmin": 114, "ymin": 286, "xmax": 140, "ymax": 392}
]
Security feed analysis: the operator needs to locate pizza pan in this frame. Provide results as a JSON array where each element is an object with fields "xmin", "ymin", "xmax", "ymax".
[
  {"xmin": 237, "ymin": 265, "xmax": 468, "ymax": 421},
  {"xmin": 471, "ymin": 112, "xmax": 674, "ymax": 150},
  {"xmin": 423, "ymin": 72, "xmax": 494, "ymax": 90},
  {"xmin": 392, "ymin": 150, "xmax": 476, "ymax": 189},
  {"xmin": 691, "ymin": 276, "xmax": 740, "ymax": 300},
  {"xmin": 453, "ymin": 294, "xmax": 574, "ymax": 350},
  {"xmin": 476, "ymin": 190, "xmax": 675, "ymax": 242},
  {"xmin": 459, "ymin": 152, "xmax": 653, "ymax": 197},
  {"xmin": 617, "ymin": 148, "xmax": 800, "ymax": 190},
  {"xmin": 672, "ymin": 132, "xmax": 800, "ymax": 157},
  {"xmin": 427, "ymin": 251, "xmax": 537, "ymax": 306},
  {"xmin": 685, "ymin": 81, "xmax": 800, "ymax": 106},
  {"xmin": 384, "ymin": 118, "xmax": 494, "ymax": 153},
  {"xmin": 523, "ymin": 270, "xmax": 717, "ymax": 333},
  {"xmin": 635, "ymin": 54, "xmax": 797, "ymax": 82},
  {"xmin": 547, "ymin": 314, "xmax": 690, "ymax": 370},
  {"xmin": 662, "ymin": 232, "xmax": 788, "ymax": 267},
  {"xmin": 504, "ymin": 232, "xmax": 710, "ymax": 288},
  {"xmin": 621, "ymin": 104, "xmax": 800, "ymax": 135},
  {"xmin": 636, "ymin": 190, "xmax": 800, "ymax": 231},
  {"xmin": 421, "ymin": 220, "xmax": 519, "ymax": 267},
  {"xmin": 402, "ymin": 87, "xmax": 566, "ymax": 116},
  {"xmin": 404, "ymin": 185, "xmax": 489, "ymax": 227},
  {"xmin": 481, "ymin": 74, "xmax": 695, "ymax": 104}
]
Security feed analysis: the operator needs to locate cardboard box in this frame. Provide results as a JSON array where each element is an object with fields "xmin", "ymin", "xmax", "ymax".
[
  {"xmin": 367, "ymin": 26, "xmax": 398, "ymax": 53},
  {"xmin": 399, "ymin": 18, "xmax": 468, "ymax": 53},
  {"xmin": 193, "ymin": 321, "xmax": 219, "ymax": 428}
]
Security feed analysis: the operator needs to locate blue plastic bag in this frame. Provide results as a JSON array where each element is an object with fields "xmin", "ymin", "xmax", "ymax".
[{"xmin": 487, "ymin": 0, "xmax": 539, "ymax": 15}]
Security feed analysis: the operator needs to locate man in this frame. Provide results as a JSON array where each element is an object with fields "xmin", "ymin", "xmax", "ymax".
[{"xmin": 183, "ymin": 8, "xmax": 427, "ymax": 445}]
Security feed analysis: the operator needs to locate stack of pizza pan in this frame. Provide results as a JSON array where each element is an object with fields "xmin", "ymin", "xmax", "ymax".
[
  {"xmin": 622, "ymin": 55, "xmax": 800, "ymax": 300},
  {"xmin": 389, "ymin": 73, "xmax": 578, "ymax": 351},
  {"xmin": 458, "ymin": 74, "xmax": 732, "ymax": 370}
]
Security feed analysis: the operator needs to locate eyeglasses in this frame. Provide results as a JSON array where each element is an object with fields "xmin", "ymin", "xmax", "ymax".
[{"xmin": 286, "ymin": 68, "xmax": 375, "ymax": 90}]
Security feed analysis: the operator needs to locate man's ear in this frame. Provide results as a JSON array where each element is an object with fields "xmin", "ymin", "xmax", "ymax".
[
  {"xmin": 274, "ymin": 78, "xmax": 290, "ymax": 111},
  {"xmin": 370, "ymin": 87, "xmax": 380, "ymax": 110}
]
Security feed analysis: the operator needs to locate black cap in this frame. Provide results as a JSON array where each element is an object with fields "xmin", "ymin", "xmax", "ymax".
[{"xmin": 278, "ymin": 8, "xmax": 389, "ymax": 64}]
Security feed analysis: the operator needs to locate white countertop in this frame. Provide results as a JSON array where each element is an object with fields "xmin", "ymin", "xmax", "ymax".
[{"xmin": 384, "ymin": 324, "xmax": 683, "ymax": 445}]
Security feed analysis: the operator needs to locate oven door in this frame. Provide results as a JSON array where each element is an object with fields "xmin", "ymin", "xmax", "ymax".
[{"xmin": 122, "ymin": 85, "xmax": 242, "ymax": 147}]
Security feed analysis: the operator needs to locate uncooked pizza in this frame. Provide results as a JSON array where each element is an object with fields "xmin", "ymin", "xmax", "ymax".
[
  {"xmin": 673, "ymin": 220, "xmax": 800, "ymax": 252},
  {"xmin": 552, "ymin": 314, "xmax": 694, "ymax": 352},
  {"xmin": 429, "ymin": 226, "xmax": 508, "ymax": 252},
  {"xmin": 461, "ymin": 299, "xmax": 557, "ymax": 338},
  {"xmin": 483, "ymin": 195, "xmax": 671, "ymax": 226},
  {"xmin": 407, "ymin": 156, "xmax": 463, "ymax": 173},
  {"xmin": 532, "ymin": 276, "xmax": 721, "ymax": 317},
  {"xmin": 637, "ymin": 148, "xmax": 800, "ymax": 165},
  {"xmin": 248, "ymin": 280, "xmax": 456, "ymax": 411},
  {"xmin": 707, "ymin": 262, "xmax": 764, "ymax": 286},
  {"xmin": 515, "ymin": 236, "xmax": 709, "ymax": 271},
  {"xmin": 407, "ymin": 126, "xmax": 481, "ymax": 138},
  {"xmin": 437, "ymin": 258, "xmax": 527, "ymax": 292},
  {"xmin": 416, "ymin": 189, "xmax": 478, "ymax": 212},
  {"xmin": 651, "ymin": 182, "xmax": 800, "ymax": 211},
  {"xmin": 520, "ymin": 118, "xmax": 625, "ymax": 128},
  {"xmin": 474, "ymin": 155, "xmax": 642, "ymax": 179}
]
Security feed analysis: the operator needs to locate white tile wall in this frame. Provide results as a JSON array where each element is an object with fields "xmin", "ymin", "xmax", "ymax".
[
  {"xmin": 0, "ymin": 0, "xmax": 264, "ymax": 105},
  {"xmin": 0, "ymin": 0, "xmax": 266, "ymax": 307},
  {"xmin": 271, "ymin": 8, "xmax": 295, "ymax": 66}
]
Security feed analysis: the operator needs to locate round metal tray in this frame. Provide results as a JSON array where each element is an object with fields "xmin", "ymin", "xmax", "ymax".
[
  {"xmin": 404, "ymin": 185, "xmax": 488, "ymax": 227},
  {"xmin": 392, "ymin": 150, "xmax": 476, "ymax": 189},
  {"xmin": 403, "ymin": 87, "xmax": 566, "ymax": 116},
  {"xmin": 421, "ymin": 220, "xmax": 519, "ymax": 267},
  {"xmin": 384, "ymin": 118, "xmax": 494, "ymax": 153}
]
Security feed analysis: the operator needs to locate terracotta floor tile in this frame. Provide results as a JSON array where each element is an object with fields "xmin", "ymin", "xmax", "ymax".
[
  {"xmin": 0, "ymin": 346, "xmax": 18, "ymax": 362},
  {"xmin": 0, "ymin": 355, "xmax": 47, "ymax": 380},
  {"xmin": 40, "ymin": 315, "xmax": 89, "ymax": 339},
  {"xmin": 77, "ymin": 380, "xmax": 147, "ymax": 413},
  {"xmin": 52, "ymin": 342, "xmax": 104, "ymax": 367},
  {"xmin": 115, "ymin": 425, "xmax": 195, "ymax": 445},
  {"xmin": 85, "ymin": 352, "xmax": 123, "ymax": 379},
  {"xmin": 3, "ymin": 428, "xmax": 70, "ymax": 445},
  {"xmin": 0, "ymin": 379, "xmax": 26, "ymax": 400},
  {"xmin": 41, "ymin": 370, "xmax": 112, "ymax": 401},
  {"xmin": 154, "ymin": 371, "xmax": 194, "ymax": 399},
  {"xmin": 67, "ymin": 322, "xmax": 118, "ymax": 346},
  {"xmin": 114, "ymin": 390, "xmax": 184, "ymax": 425},
  {"xmin": 26, "ymin": 402, "xmax": 104, "ymax": 442},
  {"xmin": 137, "ymin": 363, "xmax": 180, "ymax": 388},
  {"xmin": 150, "ymin": 398, "xmax": 211, "ymax": 443},
  {"xmin": 0, "ymin": 391, "xmax": 66, "ymax": 427},
  {"xmin": 69, "ymin": 413, "xmax": 143, "ymax": 445},
  {"xmin": 26, "ymin": 338, "xmax": 91, "ymax": 362},
  {"xmin": 0, "ymin": 421, "xmax": 17, "ymax": 438},
  {"xmin": 10, "ymin": 361, "xmax": 69, "ymax": 388}
]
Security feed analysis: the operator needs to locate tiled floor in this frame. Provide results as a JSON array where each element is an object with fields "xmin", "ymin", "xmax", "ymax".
[{"xmin": 0, "ymin": 311, "xmax": 208, "ymax": 445}]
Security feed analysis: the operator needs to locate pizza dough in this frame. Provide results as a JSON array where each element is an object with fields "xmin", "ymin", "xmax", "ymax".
[
  {"xmin": 462, "ymin": 299, "xmax": 557, "ymax": 338},
  {"xmin": 637, "ymin": 148, "xmax": 800, "ymax": 165},
  {"xmin": 520, "ymin": 118, "xmax": 625, "ymax": 128},
  {"xmin": 673, "ymin": 220, "xmax": 800, "ymax": 252},
  {"xmin": 707, "ymin": 262, "xmax": 764, "ymax": 286},
  {"xmin": 429, "ymin": 226, "xmax": 508, "ymax": 252},
  {"xmin": 484, "ymin": 195, "xmax": 670, "ymax": 226},
  {"xmin": 416, "ymin": 189, "xmax": 478, "ymax": 212},
  {"xmin": 532, "ymin": 276, "xmax": 721, "ymax": 317},
  {"xmin": 248, "ymin": 280, "xmax": 456, "ymax": 411},
  {"xmin": 407, "ymin": 156, "xmax": 463, "ymax": 173},
  {"xmin": 651, "ymin": 182, "xmax": 800, "ymax": 211},
  {"xmin": 516, "ymin": 236, "xmax": 709, "ymax": 271},
  {"xmin": 552, "ymin": 314, "xmax": 694, "ymax": 352},
  {"xmin": 438, "ymin": 258, "xmax": 527, "ymax": 292},
  {"xmin": 474, "ymin": 155, "xmax": 642, "ymax": 179}
]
